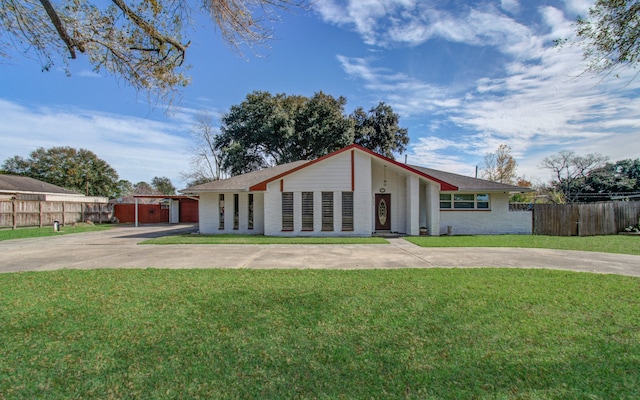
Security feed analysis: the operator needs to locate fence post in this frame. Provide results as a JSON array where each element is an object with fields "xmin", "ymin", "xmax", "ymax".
[
  {"xmin": 12, "ymin": 199, "xmax": 17, "ymax": 230},
  {"xmin": 39, "ymin": 201, "xmax": 44, "ymax": 228}
]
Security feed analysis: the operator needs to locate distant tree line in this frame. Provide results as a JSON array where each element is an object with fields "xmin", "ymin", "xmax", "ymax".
[
  {"xmin": 540, "ymin": 152, "xmax": 640, "ymax": 203},
  {"xmin": 1, "ymin": 146, "xmax": 176, "ymax": 198},
  {"xmin": 481, "ymin": 145, "xmax": 640, "ymax": 204}
]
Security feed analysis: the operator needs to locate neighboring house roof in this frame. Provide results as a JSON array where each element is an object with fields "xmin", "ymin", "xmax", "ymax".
[
  {"xmin": 0, "ymin": 174, "xmax": 79, "ymax": 195},
  {"xmin": 181, "ymin": 144, "xmax": 531, "ymax": 194}
]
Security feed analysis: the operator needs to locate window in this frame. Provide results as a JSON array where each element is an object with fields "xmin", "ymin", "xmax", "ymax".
[
  {"xmin": 218, "ymin": 194, "xmax": 225, "ymax": 229},
  {"xmin": 440, "ymin": 193, "xmax": 490, "ymax": 210},
  {"xmin": 439, "ymin": 193, "xmax": 452, "ymax": 209},
  {"xmin": 302, "ymin": 192, "xmax": 314, "ymax": 231},
  {"xmin": 322, "ymin": 192, "xmax": 333, "ymax": 231},
  {"xmin": 453, "ymin": 194, "xmax": 475, "ymax": 209},
  {"xmin": 248, "ymin": 194, "xmax": 254, "ymax": 230},
  {"xmin": 476, "ymin": 194, "xmax": 490, "ymax": 209},
  {"xmin": 282, "ymin": 192, "xmax": 293, "ymax": 231},
  {"xmin": 233, "ymin": 194, "xmax": 239, "ymax": 230},
  {"xmin": 342, "ymin": 192, "xmax": 354, "ymax": 231}
]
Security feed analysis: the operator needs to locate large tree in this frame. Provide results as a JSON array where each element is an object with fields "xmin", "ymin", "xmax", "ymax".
[
  {"xmin": 540, "ymin": 150, "xmax": 608, "ymax": 203},
  {"xmin": 182, "ymin": 111, "xmax": 228, "ymax": 186},
  {"xmin": 581, "ymin": 158, "xmax": 640, "ymax": 200},
  {"xmin": 572, "ymin": 0, "xmax": 640, "ymax": 77},
  {"xmin": 214, "ymin": 91, "xmax": 410, "ymax": 176},
  {"xmin": 481, "ymin": 144, "xmax": 518, "ymax": 185},
  {"xmin": 351, "ymin": 102, "xmax": 409, "ymax": 159},
  {"xmin": 1, "ymin": 146, "xmax": 120, "ymax": 197},
  {"xmin": 0, "ymin": 0, "xmax": 304, "ymax": 102},
  {"xmin": 151, "ymin": 176, "xmax": 176, "ymax": 195},
  {"xmin": 215, "ymin": 91, "xmax": 354, "ymax": 176}
]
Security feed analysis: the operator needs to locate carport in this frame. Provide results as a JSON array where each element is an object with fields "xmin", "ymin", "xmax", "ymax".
[{"xmin": 114, "ymin": 195, "xmax": 199, "ymax": 226}]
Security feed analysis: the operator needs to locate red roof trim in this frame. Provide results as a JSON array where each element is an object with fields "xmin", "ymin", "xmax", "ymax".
[
  {"xmin": 354, "ymin": 145, "xmax": 459, "ymax": 191},
  {"xmin": 249, "ymin": 144, "xmax": 458, "ymax": 191},
  {"xmin": 249, "ymin": 146, "xmax": 355, "ymax": 191}
]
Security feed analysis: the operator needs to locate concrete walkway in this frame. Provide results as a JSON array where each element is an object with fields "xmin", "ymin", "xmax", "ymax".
[{"xmin": 1, "ymin": 224, "xmax": 640, "ymax": 277}]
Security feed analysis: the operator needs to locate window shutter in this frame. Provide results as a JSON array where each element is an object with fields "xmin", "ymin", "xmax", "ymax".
[
  {"xmin": 282, "ymin": 192, "xmax": 293, "ymax": 231},
  {"xmin": 322, "ymin": 192, "xmax": 333, "ymax": 231},
  {"xmin": 342, "ymin": 192, "xmax": 354, "ymax": 231}
]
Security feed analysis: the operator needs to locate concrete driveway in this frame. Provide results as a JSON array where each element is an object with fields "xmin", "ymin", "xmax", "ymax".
[{"xmin": 1, "ymin": 224, "xmax": 640, "ymax": 277}]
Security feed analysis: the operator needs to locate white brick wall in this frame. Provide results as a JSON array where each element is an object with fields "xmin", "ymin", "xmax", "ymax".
[
  {"xmin": 196, "ymin": 149, "xmax": 531, "ymax": 237},
  {"xmin": 439, "ymin": 193, "xmax": 532, "ymax": 235},
  {"xmin": 197, "ymin": 192, "xmax": 264, "ymax": 234}
]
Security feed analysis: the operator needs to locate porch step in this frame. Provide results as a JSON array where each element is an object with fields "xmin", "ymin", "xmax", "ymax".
[{"xmin": 373, "ymin": 232, "xmax": 403, "ymax": 238}]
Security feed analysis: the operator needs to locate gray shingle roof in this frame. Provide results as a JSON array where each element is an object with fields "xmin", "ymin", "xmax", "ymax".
[
  {"xmin": 0, "ymin": 174, "xmax": 79, "ymax": 195},
  {"xmin": 181, "ymin": 145, "xmax": 532, "ymax": 194},
  {"xmin": 182, "ymin": 160, "xmax": 311, "ymax": 193},
  {"xmin": 409, "ymin": 165, "xmax": 531, "ymax": 192}
]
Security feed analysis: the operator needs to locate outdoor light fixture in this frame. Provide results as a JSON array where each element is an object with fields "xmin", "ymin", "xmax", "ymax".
[{"xmin": 383, "ymin": 165, "xmax": 387, "ymax": 187}]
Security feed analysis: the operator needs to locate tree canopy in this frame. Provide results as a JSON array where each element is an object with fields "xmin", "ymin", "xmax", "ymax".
[
  {"xmin": 151, "ymin": 176, "xmax": 176, "ymax": 195},
  {"xmin": 540, "ymin": 150, "xmax": 609, "ymax": 203},
  {"xmin": 581, "ymin": 158, "xmax": 640, "ymax": 201},
  {"xmin": 213, "ymin": 91, "xmax": 409, "ymax": 176},
  {"xmin": 1, "ymin": 146, "xmax": 121, "ymax": 197},
  {"xmin": 572, "ymin": 0, "xmax": 640, "ymax": 77},
  {"xmin": 352, "ymin": 102, "xmax": 409, "ymax": 159},
  {"xmin": 0, "ymin": 0, "xmax": 303, "ymax": 102},
  {"xmin": 481, "ymin": 144, "xmax": 518, "ymax": 185}
]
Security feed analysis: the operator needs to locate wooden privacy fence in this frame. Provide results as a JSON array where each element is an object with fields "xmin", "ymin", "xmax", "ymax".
[
  {"xmin": 533, "ymin": 202, "xmax": 640, "ymax": 236},
  {"xmin": 0, "ymin": 200, "xmax": 113, "ymax": 229}
]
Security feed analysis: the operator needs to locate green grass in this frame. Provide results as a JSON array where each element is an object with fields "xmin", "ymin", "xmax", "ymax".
[
  {"xmin": 0, "ymin": 223, "xmax": 112, "ymax": 241},
  {"xmin": 405, "ymin": 234, "xmax": 640, "ymax": 255},
  {"xmin": 141, "ymin": 233, "xmax": 389, "ymax": 245},
  {"xmin": 1, "ymin": 268, "xmax": 638, "ymax": 399}
]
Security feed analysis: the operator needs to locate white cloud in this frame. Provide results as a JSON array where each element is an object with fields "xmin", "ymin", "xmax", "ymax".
[
  {"xmin": 501, "ymin": 0, "xmax": 520, "ymax": 14},
  {"xmin": 0, "ymin": 99, "xmax": 194, "ymax": 188},
  {"xmin": 336, "ymin": 55, "xmax": 460, "ymax": 116},
  {"xmin": 315, "ymin": 0, "xmax": 533, "ymax": 58},
  {"xmin": 563, "ymin": 0, "xmax": 591, "ymax": 16},
  {"xmin": 332, "ymin": 3, "xmax": 640, "ymax": 181},
  {"xmin": 77, "ymin": 70, "xmax": 102, "ymax": 78}
]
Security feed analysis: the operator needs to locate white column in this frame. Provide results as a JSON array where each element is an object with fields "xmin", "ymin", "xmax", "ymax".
[
  {"xmin": 406, "ymin": 175, "xmax": 420, "ymax": 235},
  {"xmin": 427, "ymin": 183, "xmax": 440, "ymax": 236}
]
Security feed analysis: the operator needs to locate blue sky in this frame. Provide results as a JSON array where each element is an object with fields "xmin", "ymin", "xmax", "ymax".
[{"xmin": 1, "ymin": 0, "xmax": 639, "ymax": 189}]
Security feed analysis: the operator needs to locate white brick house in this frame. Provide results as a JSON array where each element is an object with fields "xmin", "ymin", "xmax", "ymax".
[{"xmin": 181, "ymin": 144, "xmax": 532, "ymax": 236}]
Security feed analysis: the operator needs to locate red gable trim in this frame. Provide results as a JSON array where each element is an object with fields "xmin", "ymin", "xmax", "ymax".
[
  {"xmin": 249, "ymin": 144, "xmax": 458, "ymax": 191},
  {"xmin": 354, "ymin": 145, "xmax": 459, "ymax": 191}
]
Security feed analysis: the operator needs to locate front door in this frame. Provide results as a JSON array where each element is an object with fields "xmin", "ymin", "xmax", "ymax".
[{"xmin": 375, "ymin": 194, "xmax": 391, "ymax": 231}]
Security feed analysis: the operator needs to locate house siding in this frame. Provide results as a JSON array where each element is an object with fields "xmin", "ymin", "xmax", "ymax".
[
  {"xmin": 198, "ymin": 192, "xmax": 264, "ymax": 234},
  {"xmin": 439, "ymin": 193, "xmax": 532, "ymax": 235},
  {"xmin": 189, "ymin": 146, "xmax": 532, "ymax": 237},
  {"xmin": 263, "ymin": 151, "xmax": 372, "ymax": 236}
]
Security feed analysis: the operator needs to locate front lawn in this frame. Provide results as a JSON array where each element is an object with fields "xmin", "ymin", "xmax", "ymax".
[
  {"xmin": 0, "ymin": 223, "xmax": 112, "ymax": 241},
  {"xmin": 141, "ymin": 234, "xmax": 388, "ymax": 245},
  {"xmin": 1, "ymin": 268, "xmax": 638, "ymax": 399},
  {"xmin": 406, "ymin": 234, "xmax": 640, "ymax": 255}
]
